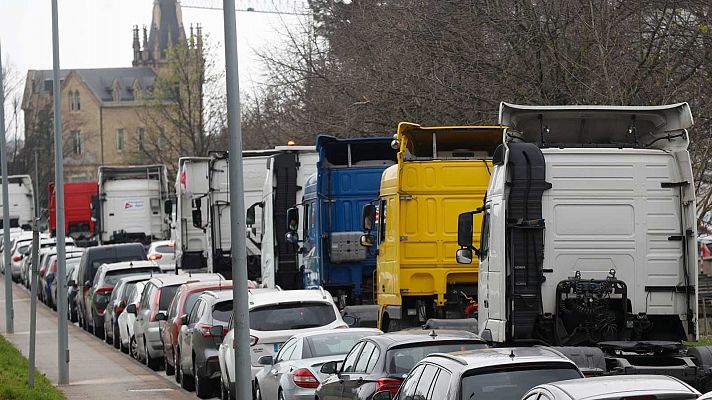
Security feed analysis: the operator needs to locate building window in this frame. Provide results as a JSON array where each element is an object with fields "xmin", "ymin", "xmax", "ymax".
[
  {"xmin": 137, "ymin": 128, "xmax": 145, "ymax": 150},
  {"xmin": 116, "ymin": 129, "xmax": 125, "ymax": 152},
  {"xmin": 68, "ymin": 92, "xmax": 75, "ymax": 111},
  {"xmin": 71, "ymin": 131, "xmax": 83, "ymax": 155},
  {"xmin": 75, "ymin": 90, "xmax": 80, "ymax": 111}
]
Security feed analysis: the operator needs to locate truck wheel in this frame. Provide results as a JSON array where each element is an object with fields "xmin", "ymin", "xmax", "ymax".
[{"xmin": 688, "ymin": 346, "xmax": 712, "ymax": 391}]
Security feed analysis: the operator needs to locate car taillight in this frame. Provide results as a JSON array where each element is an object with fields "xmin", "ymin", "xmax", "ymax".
[
  {"xmin": 12, "ymin": 255, "xmax": 21, "ymax": 262},
  {"xmin": 250, "ymin": 335, "xmax": 258, "ymax": 346},
  {"xmin": 293, "ymin": 368, "xmax": 319, "ymax": 389},
  {"xmin": 376, "ymin": 378, "xmax": 402, "ymax": 397},
  {"xmin": 148, "ymin": 253, "xmax": 162, "ymax": 261},
  {"xmin": 196, "ymin": 324, "xmax": 222, "ymax": 338}
]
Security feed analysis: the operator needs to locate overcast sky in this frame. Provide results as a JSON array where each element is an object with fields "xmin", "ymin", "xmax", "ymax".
[{"xmin": 1, "ymin": 0, "xmax": 308, "ymax": 137}]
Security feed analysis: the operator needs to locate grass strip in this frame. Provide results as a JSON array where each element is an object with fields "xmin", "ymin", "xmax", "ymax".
[{"xmin": 0, "ymin": 334, "xmax": 65, "ymax": 400}]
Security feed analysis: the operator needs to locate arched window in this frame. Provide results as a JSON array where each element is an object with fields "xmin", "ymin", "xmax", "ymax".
[
  {"xmin": 68, "ymin": 92, "xmax": 75, "ymax": 111},
  {"xmin": 75, "ymin": 90, "xmax": 81, "ymax": 110}
]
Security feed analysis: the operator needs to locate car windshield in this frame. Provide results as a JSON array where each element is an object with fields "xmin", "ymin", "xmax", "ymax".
[
  {"xmin": 212, "ymin": 300, "xmax": 232, "ymax": 324},
  {"xmin": 104, "ymin": 268, "xmax": 158, "ymax": 286},
  {"xmin": 159, "ymin": 285, "xmax": 180, "ymax": 310},
  {"xmin": 387, "ymin": 342, "xmax": 487, "ymax": 374},
  {"xmin": 249, "ymin": 302, "xmax": 336, "ymax": 331},
  {"xmin": 460, "ymin": 365, "xmax": 582, "ymax": 400},
  {"xmin": 308, "ymin": 332, "xmax": 379, "ymax": 357}
]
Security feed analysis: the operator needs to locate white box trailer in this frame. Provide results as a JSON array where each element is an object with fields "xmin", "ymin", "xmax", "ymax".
[
  {"xmin": 174, "ymin": 157, "xmax": 210, "ymax": 270},
  {"xmin": 95, "ymin": 165, "xmax": 170, "ymax": 245},
  {"xmin": 260, "ymin": 146, "xmax": 318, "ymax": 289},
  {"xmin": 0, "ymin": 175, "xmax": 34, "ymax": 230}
]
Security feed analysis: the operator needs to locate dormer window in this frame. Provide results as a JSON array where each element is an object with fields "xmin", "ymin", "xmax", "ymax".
[
  {"xmin": 112, "ymin": 80, "xmax": 121, "ymax": 102},
  {"xmin": 132, "ymin": 80, "xmax": 142, "ymax": 100}
]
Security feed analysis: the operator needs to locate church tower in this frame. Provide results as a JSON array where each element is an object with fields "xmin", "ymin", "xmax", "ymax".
[{"xmin": 132, "ymin": 0, "xmax": 193, "ymax": 68}]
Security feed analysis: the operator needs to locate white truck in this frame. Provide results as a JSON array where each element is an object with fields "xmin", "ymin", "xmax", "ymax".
[
  {"xmin": 457, "ymin": 103, "xmax": 712, "ymax": 389},
  {"xmin": 259, "ymin": 146, "xmax": 318, "ymax": 290},
  {"xmin": 174, "ymin": 157, "xmax": 210, "ymax": 270},
  {"xmin": 0, "ymin": 175, "xmax": 34, "ymax": 230},
  {"xmin": 94, "ymin": 165, "xmax": 170, "ymax": 245}
]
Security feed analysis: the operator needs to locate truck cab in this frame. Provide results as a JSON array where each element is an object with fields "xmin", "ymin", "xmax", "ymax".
[
  {"xmin": 174, "ymin": 157, "xmax": 210, "ymax": 271},
  {"xmin": 364, "ymin": 123, "xmax": 503, "ymax": 331}
]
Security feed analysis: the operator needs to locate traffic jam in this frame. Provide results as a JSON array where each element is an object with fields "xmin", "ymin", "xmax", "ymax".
[{"xmin": 2, "ymin": 102, "xmax": 712, "ymax": 400}]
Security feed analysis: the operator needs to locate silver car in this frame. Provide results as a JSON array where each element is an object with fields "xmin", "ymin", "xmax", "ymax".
[
  {"xmin": 255, "ymin": 328, "xmax": 382, "ymax": 400},
  {"xmin": 522, "ymin": 374, "xmax": 700, "ymax": 400},
  {"xmin": 130, "ymin": 273, "xmax": 223, "ymax": 370}
]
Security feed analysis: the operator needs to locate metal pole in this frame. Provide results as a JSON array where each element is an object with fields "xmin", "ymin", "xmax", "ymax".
[
  {"xmin": 34, "ymin": 151, "xmax": 39, "ymax": 220},
  {"xmin": 0, "ymin": 40, "xmax": 14, "ymax": 335},
  {"xmin": 28, "ymin": 223, "xmax": 39, "ymax": 387},
  {"xmin": 51, "ymin": 0, "xmax": 69, "ymax": 384},
  {"xmin": 222, "ymin": 2, "xmax": 250, "ymax": 400}
]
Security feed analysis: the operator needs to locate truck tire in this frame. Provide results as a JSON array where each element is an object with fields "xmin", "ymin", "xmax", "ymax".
[
  {"xmin": 551, "ymin": 346, "xmax": 606, "ymax": 375},
  {"xmin": 688, "ymin": 346, "xmax": 712, "ymax": 391}
]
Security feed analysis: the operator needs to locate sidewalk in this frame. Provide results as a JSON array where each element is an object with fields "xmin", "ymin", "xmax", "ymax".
[{"xmin": 0, "ymin": 278, "xmax": 195, "ymax": 400}]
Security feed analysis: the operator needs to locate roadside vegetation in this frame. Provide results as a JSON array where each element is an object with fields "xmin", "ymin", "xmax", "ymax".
[{"xmin": 0, "ymin": 334, "xmax": 65, "ymax": 400}]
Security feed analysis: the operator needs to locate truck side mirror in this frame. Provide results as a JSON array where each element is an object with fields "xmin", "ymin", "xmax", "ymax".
[
  {"xmin": 457, "ymin": 212, "xmax": 474, "ymax": 247},
  {"xmin": 192, "ymin": 198, "xmax": 202, "ymax": 228},
  {"xmin": 456, "ymin": 248, "xmax": 473, "ymax": 264},
  {"xmin": 286, "ymin": 207, "xmax": 299, "ymax": 233},
  {"xmin": 164, "ymin": 199, "xmax": 173, "ymax": 215},
  {"xmin": 362, "ymin": 204, "xmax": 376, "ymax": 231},
  {"xmin": 360, "ymin": 234, "xmax": 375, "ymax": 248},
  {"xmin": 246, "ymin": 203, "xmax": 258, "ymax": 226}
]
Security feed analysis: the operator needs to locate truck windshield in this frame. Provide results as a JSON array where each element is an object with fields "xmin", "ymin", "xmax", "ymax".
[
  {"xmin": 460, "ymin": 364, "xmax": 582, "ymax": 400},
  {"xmin": 249, "ymin": 302, "xmax": 336, "ymax": 331}
]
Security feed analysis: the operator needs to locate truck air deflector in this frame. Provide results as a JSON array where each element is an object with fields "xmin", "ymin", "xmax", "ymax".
[{"xmin": 499, "ymin": 102, "xmax": 692, "ymax": 150}]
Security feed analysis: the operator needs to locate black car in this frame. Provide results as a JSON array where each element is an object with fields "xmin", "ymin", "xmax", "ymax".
[
  {"xmin": 87, "ymin": 260, "xmax": 161, "ymax": 339},
  {"xmin": 315, "ymin": 330, "xmax": 487, "ymax": 400},
  {"xmin": 76, "ymin": 243, "xmax": 147, "ymax": 335}
]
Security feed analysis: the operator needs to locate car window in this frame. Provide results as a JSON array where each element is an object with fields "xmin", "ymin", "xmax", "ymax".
[
  {"xmin": 398, "ymin": 364, "xmax": 425, "ymax": 400},
  {"xmin": 93, "ymin": 269, "xmax": 104, "ymax": 287},
  {"xmin": 276, "ymin": 339, "xmax": 296, "ymax": 363},
  {"xmin": 354, "ymin": 341, "xmax": 377, "ymax": 373},
  {"xmin": 460, "ymin": 365, "xmax": 582, "ymax": 400},
  {"xmin": 249, "ymin": 302, "xmax": 336, "ymax": 331},
  {"xmin": 140, "ymin": 284, "xmax": 153, "ymax": 309},
  {"xmin": 104, "ymin": 268, "xmax": 158, "ymax": 286},
  {"xmin": 189, "ymin": 299, "xmax": 203, "ymax": 324},
  {"xmin": 365, "ymin": 346, "xmax": 381, "ymax": 373},
  {"xmin": 522, "ymin": 393, "xmax": 539, "ymax": 400},
  {"xmin": 413, "ymin": 365, "xmax": 438, "ymax": 400},
  {"xmin": 184, "ymin": 292, "xmax": 202, "ymax": 315},
  {"xmin": 212, "ymin": 300, "xmax": 232, "ymax": 324},
  {"xmin": 387, "ymin": 342, "xmax": 486, "ymax": 373},
  {"xmin": 430, "ymin": 368, "xmax": 451, "ymax": 400},
  {"xmin": 342, "ymin": 342, "xmax": 365, "ymax": 373},
  {"xmin": 121, "ymin": 282, "xmax": 137, "ymax": 302},
  {"xmin": 306, "ymin": 332, "xmax": 378, "ymax": 358},
  {"xmin": 168, "ymin": 293, "xmax": 179, "ymax": 319},
  {"xmin": 159, "ymin": 285, "xmax": 179, "ymax": 310}
]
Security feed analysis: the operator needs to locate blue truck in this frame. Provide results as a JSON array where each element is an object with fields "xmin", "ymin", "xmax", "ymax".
[{"xmin": 299, "ymin": 135, "xmax": 397, "ymax": 305}]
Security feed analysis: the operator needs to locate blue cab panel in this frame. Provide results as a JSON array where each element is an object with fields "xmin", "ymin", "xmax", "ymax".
[{"xmin": 301, "ymin": 135, "xmax": 397, "ymax": 304}]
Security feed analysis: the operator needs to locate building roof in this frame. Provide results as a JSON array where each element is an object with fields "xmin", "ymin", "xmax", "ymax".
[{"xmin": 25, "ymin": 67, "xmax": 156, "ymax": 105}]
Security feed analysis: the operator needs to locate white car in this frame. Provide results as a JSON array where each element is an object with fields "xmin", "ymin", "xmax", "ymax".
[
  {"xmin": 147, "ymin": 240, "xmax": 176, "ymax": 272},
  {"xmin": 118, "ymin": 280, "xmax": 146, "ymax": 357},
  {"xmin": 0, "ymin": 227, "xmax": 25, "ymax": 273},
  {"xmin": 218, "ymin": 288, "xmax": 348, "ymax": 400}
]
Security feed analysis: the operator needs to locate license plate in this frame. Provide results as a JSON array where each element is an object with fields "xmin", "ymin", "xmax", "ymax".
[{"xmin": 273, "ymin": 343, "xmax": 280, "ymax": 353}]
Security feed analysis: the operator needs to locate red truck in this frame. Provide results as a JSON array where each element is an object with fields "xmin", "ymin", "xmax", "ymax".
[{"xmin": 48, "ymin": 181, "xmax": 97, "ymax": 239}]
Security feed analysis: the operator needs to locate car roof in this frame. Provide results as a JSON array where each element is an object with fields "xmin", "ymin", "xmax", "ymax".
[
  {"xmin": 539, "ymin": 375, "xmax": 697, "ymax": 399},
  {"xmin": 179, "ymin": 280, "xmax": 234, "ymax": 293},
  {"xmin": 423, "ymin": 346, "xmax": 577, "ymax": 370},
  {"xmin": 291, "ymin": 328, "xmax": 383, "ymax": 341},
  {"xmin": 248, "ymin": 288, "xmax": 334, "ymax": 307},
  {"xmin": 200, "ymin": 290, "xmax": 234, "ymax": 301},
  {"xmin": 147, "ymin": 273, "xmax": 224, "ymax": 287},
  {"xmin": 98, "ymin": 260, "xmax": 160, "ymax": 272},
  {"xmin": 86, "ymin": 243, "xmax": 145, "ymax": 253},
  {"xmin": 114, "ymin": 273, "xmax": 158, "ymax": 285},
  {"xmin": 365, "ymin": 330, "xmax": 485, "ymax": 348},
  {"xmin": 149, "ymin": 240, "xmax": 173, "ymax": 248}
]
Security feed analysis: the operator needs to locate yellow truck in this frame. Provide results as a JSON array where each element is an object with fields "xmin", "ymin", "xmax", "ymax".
[{"xmin": 360, "ymin": 122, "xmax": 503, "ymax": 331}]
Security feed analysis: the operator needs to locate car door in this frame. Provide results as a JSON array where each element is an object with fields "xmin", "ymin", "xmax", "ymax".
[
  {"xmin": 318, "ymin": 341, "xmax": 364, "ymax": 400},
  {"xmin": 395, "ymin": 364, "xmax": 425, "ymax": 400},
  {"xmin": 135, "ymin": 283, "xmax": 155, "ymax": 353},
  {"xmin": 182, "ymin": 299, "xmax": 204, "ymax": 374},
  {"xmin": 341, "ymin": 340, "xmax": 379, "ymax": 400},
  {"xmin": 263, "ymin": 337, "xmax": 298, "ymax": 400}
]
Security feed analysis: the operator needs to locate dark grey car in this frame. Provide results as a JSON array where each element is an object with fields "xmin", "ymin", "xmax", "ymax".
[
  {"xmin": 103, "ymin": 273, "xmax": 156, "ymax": 349},
  {"xmin": 175, "ymin": 290, "xmax": 233, "ymax": 399}
]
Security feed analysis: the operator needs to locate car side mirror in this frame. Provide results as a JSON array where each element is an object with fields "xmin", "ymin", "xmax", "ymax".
[
  {"xmin": 320, "ymin": 360, "xmax": 338, "ymax": 375},
  {"xmin": 373, "ymin": 391, "xmax": 393, "ymax": 400},
  {"xmin": 209, "ymin": 325, "xmax": 224, "ymax": 337},
  {"xmin": 155, "ymin": 311, "xmax": 167, "ymax": 321},
  {"xmin": 180, "ymin": 314, "xmax": 189, "ymax": 325},
  {"xmin": 342, "ymin": 315, "xmax": 357, "ymax": 327},
  {"xmin": 285, "ymin": 231, "xmax": 299, "ymax": 244},
  {"xmin": 362, "ymin": 204, "xmax": 376, "ymax": 231},
  {"xmin": 246, "ymin": 203, "xmax": 259, "ymax": 226},
  {"xmin": 286, "ymin": 207, "xmax": 299, "ymax": 233},
  {"xmin": 360, "ymin": 234, "xmax": 375, "ymax": 248},
  {"xmin": 456, "ymin": 248, "xmax": 473, "ymax": 264},
  {"xmin": 126, "ymin": 303, "xmax": 137, "ymax": 314},
  {"xmin": 258, "ymin": 355, "xmax": 274, "ymax": 366}
]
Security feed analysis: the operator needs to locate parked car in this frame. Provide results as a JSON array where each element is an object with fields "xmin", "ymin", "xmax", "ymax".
[
  {"xmin": 41, "ymin": 248, "xmax": 84, "ymax": 307},
  {"xmin": 372, "ymin": 347, "xmax": 584, "ymax": 400},
  {"xmin": 522, "ymin": 374, "xmax": 699, "ymax": 400},
  {"xmin": 129, "ymin": 273, "xmax": 224, "ymax": 370},
  {"xmin": 118, "ymin": 280, "xmax": 147, "ymax": 357},
  {"xmin": 0, "ymin": 227, "xmax": 25, "ymax": 274},
  {"xmin": 174, "ymin": 290, "xmax": 234, "ymax": 397},
  {"xmin": 10, "ymin": 233, "xmax": 52, "ymax": 282},
  {"xmin": 23, "ymin": 237, "xmax": 76, "ymax": 288},
  {"xmin": 53, "ymin": 258, "xmax": 81, "ymax": 316},
  {"xmin": 162, "ymin": 280, "xmax": 237, "ymax": 379},
  {"xmin": 255, "ymin": 328, "xmax": 383, "ymax": 400},
  {"xmin": 147, "ymin": 240, "xmax": 176, "ymax": 272},
  {"xmin": 87, "ymin": 260, "xmax": 162, "ymax": 339},
  {"xmin": 103, "ymin": 273, "xmax": 156, "ymax": 349},
  {"xmin": 218, "ymin": 288, "xmax": 348, "ymax": 400},
  {"xmin": 314, "ymin": 330, "xmax": 489, "ymax": 400},
  {"xmin": 76, "ymin": 243, "xmax": 147, "ymax": 333}
]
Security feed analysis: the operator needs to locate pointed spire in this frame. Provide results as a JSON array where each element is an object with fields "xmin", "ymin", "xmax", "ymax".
[
  {"xmin": 132, "ymin": 25, "xmax": 141, "ymax": 66},
  {"xmin": 142, "ymin": 25, "xmax": 149, "ymax": 63}
]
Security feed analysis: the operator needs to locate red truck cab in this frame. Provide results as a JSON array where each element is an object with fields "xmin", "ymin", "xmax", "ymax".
[{"xmin": 48, "ymin": 181, "xmax": 98, "ymax": 239}]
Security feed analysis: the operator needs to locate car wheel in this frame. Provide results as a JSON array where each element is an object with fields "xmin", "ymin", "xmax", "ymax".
[
  {"xmin": 175, "ymin": 349, "xmax": 182, "ymax": 383},
  {"xmin": 130, "ymin": 336, "xmax": 139, "ymax": 360},
  {"xmin": 179, "ymin": 353, "xmax": 194, "ymax": 391},
  {"xmin": 113, "ymin": 325, "xmax": 120, "ymax": 349},
  {"xmin": 145, "ymin": 338, "xmax": 160, "ymax": 370},
  {"xmin": 194, "ymin": 358, "xmax": 211, "ymax": 398},
  {"xmin": 165, "ymin": 347, "xmax": 175, "ymax": 376}
]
